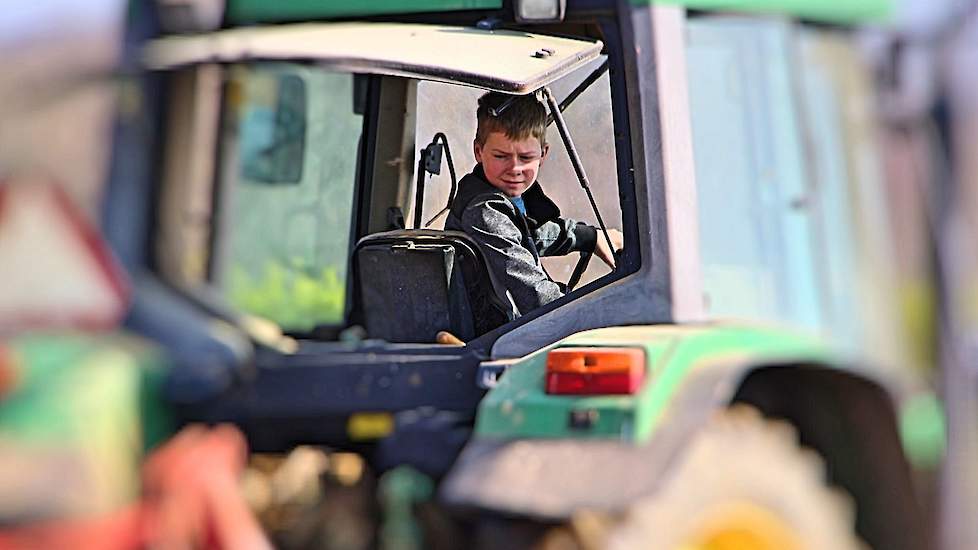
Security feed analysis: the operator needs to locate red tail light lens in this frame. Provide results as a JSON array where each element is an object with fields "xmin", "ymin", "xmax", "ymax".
[
  {"xmin": 545, "ymin": 347, "xmax": 645, "ymax": 395},
  {"xmin": 0, "ymin": 345, "xmax": 18, "ymax": 398}
]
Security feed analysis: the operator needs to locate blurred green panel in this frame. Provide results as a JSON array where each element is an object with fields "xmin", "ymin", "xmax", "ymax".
[
  {"xmin": 228, "ymin": 0, "xmax": 888, "ymax": 25},
  {"xmin": 899, "ymin": 393, "xmax": 946, "ymax": 469},
  {"xmin": 3, "ymin": 332, "xmax": 171, "ymax": 449},
  {"xmin": 227, "ymin": 0, "xmax": 501, "ymax": 23},
  {"xmin": 639, "ymin": 0, "xmax": 892, "ymax": 24},
  {"xmin": 0, "ymin": 332, "xmax": 172, "ymax": 517}
]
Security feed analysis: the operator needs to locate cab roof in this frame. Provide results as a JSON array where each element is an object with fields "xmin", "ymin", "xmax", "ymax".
[{"xmin": 144, "ymin": 22, "xmax": 604, "ymax": 94}]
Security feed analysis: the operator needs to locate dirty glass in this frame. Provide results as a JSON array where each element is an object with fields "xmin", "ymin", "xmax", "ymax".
[
  {"xmin": 796, "ymin": 29, "xmax": 907, "ymax": 363},
  {"xmin": 239, "ymin": 73, "xmax": 306, "ymax": 183},
  {"xmin": 217, "ymin": 64, "xmax": 361, "ymax": 331},
  {"xmin": 686, "ymin": 18, "xmax": 823, "ymax": 333}
]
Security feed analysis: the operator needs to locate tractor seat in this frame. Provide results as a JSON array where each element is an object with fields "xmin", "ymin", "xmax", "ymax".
[{"xmin": 353, "ymin": 229, "xmax": 516, "ymax": 343}]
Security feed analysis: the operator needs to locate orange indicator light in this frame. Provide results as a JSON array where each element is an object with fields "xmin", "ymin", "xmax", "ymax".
[{"xmin": 545, "ymin": 347, "xmax": 645, "ymax": 395}]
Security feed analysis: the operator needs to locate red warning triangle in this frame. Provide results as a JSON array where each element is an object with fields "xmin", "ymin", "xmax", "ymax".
[{"xmin": 0, "ymin": 180, "xmax": 129, "ymax": 331}]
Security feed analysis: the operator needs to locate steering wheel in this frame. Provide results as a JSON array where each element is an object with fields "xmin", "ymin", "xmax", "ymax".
[{"xmin": 566, "ymin": 250, "xmax": 592, "ymax": 292}]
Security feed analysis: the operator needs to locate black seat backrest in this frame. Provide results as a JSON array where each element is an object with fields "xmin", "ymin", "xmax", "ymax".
[{"xmin": 353, "ymin": 230, "xmax": 515, "ymax": 343}]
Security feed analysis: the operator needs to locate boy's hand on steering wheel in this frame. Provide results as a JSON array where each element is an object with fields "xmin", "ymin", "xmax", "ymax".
[{"xmin": 595, "ymin": 228, "xmax": 624, "ymax": 269}]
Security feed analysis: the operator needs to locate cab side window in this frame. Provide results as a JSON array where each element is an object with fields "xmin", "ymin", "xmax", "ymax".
[{"xmin": 215, "ymin": 64, "xmax": 362, "ymax": 331}]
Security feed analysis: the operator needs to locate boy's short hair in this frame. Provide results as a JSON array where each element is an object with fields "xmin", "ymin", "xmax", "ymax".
[{"xmin": 475, "ymin": 92, "xmax": 548, "ymax": 149}]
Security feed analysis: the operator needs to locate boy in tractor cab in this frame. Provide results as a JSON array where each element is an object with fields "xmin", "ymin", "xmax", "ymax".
[{"xmin": 446, "ymin": 92, "xmax": 623, "ymax": 316}]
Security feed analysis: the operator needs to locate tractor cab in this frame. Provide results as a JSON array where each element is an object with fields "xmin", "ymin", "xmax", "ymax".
[
  {"xmin": 146, "ymin": 20, "xmax": 631, "ymax": 349},
  {"xmin": 137, "ymin": 11, "xmax": 644, "ymax": 453}
]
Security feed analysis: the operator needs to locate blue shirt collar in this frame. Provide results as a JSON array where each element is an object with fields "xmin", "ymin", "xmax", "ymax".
[{"xmin": 509, "ymin": 195, "xmax": 527, "ymax": 215}]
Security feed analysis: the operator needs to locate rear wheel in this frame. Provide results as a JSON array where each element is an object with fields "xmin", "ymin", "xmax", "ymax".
[{"xmin": 600, "ymin": 405, "xmax": 866, "ymax": 550}]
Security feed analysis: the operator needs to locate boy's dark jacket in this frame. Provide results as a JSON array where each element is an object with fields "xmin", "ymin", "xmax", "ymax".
[{"xmin": 446, "ymin": 164, "xmax": 597, "ymax": 315}]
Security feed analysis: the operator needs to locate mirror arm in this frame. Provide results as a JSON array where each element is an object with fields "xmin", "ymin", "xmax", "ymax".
[{"xmin": 424, "ymin": 133, "xmax": 459, "ymax": 228}]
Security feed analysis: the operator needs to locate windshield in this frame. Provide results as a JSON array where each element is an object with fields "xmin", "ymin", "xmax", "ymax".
[{"xmin": 215, "ymin": 63, "xmax": 362, "ymax": 331}]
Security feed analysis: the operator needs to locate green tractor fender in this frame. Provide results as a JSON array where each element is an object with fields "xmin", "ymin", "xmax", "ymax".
[{"xmin": 441, "ymin": 323, "xmax": 927, "ymax": 549}]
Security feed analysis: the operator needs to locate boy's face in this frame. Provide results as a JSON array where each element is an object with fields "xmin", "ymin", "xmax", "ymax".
[{"xmin": 474, "ymin": 131, "xmax": 548, "ymax": 197}]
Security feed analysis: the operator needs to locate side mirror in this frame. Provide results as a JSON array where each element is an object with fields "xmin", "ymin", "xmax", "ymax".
[{"xmin": 238, "ymin": 72, "xmax": 307, "ymax": 184}]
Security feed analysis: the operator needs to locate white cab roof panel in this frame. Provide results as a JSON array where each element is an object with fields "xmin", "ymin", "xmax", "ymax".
[{"xmin": 145, "ymin": 22, "xmax": 603, "ymax": 94}]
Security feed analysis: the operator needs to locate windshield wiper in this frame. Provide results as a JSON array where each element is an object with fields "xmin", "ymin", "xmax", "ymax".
[{"xmin": 540, "ymin": 86, "xmax": 616, "ymax": 263}]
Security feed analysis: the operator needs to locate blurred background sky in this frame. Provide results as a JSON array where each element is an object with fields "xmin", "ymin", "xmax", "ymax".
[{"xmin": 0, "ymin": 0, "xmax": 124, "ymax": 46}]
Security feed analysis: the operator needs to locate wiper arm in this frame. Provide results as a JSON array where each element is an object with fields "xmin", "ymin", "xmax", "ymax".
[{"xmin": 540, "ymin": 86, "xmax": 616, "ymax": 264}]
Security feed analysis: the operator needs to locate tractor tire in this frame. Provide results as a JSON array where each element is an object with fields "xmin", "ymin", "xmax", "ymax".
[{"xmin": 601, "ymin": 405, "xmax": 867, "ymax": 550}]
